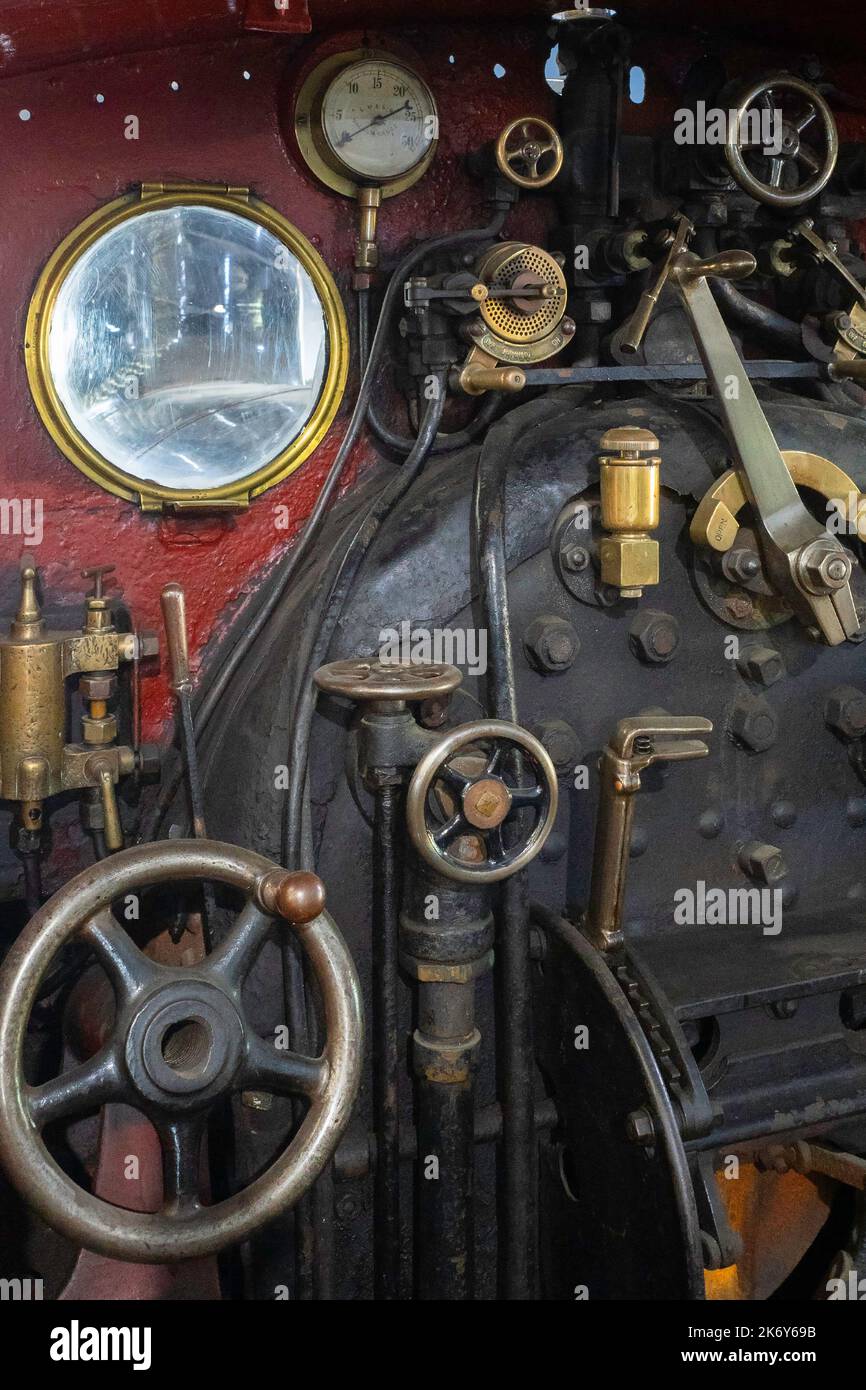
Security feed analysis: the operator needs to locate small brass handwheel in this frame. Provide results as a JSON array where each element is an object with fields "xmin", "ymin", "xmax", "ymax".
[
  {"xmin": 314, "ymin": 656, "xmax": 462, "ymax": 704},
  {"xmin": 406, "ymin": 720, "xmax": 558, "ymax": 883},
  {"xmin": 0, "ymin": 840, "xmax": 363, "ymax": 1262},
  {"xmin": 495, "ymin": 116, "xmax": 564, "ymax": 190},
  {"xmin": 724, "ymin": 75, "xmax": 838, "ymax": 209}
]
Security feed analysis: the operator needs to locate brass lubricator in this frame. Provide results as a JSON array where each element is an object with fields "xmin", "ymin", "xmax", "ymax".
[
  {"xmin": 598, "ymin": 427, "xmax": 661, "ymax": 598},
  {"xmin": 0, "ymin": 557, "xmax": 158, "ymax": 853},
  {"xmin": 455, "ymin": 241, "xmax": 574, "ymax": 395}
]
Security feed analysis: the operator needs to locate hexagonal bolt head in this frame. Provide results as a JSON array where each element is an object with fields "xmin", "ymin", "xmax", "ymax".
[
  {"xmin": 736, "ymin": 645, "xmax": 785, "ymax": 688},
  {"xmin": 135, "ymin": 744, "xmax": 162, "ymax": 782},
  {"xmin": 825, "ymin": 685, "xmax": 866, "ymax": 741},
  {"xmin": 628, "ymin": 610, "xmax": 681, "ymax": 665},
  {"xmin": 738, "ymin": 840, "xmax": 787, "ymax": 886},
  {"xmin": 523, "ymin": 615, "xmax": 580, "ymax": 674},
  {"xmin": 79, "ymin": 673, "xmax": 118, "ymax": 701},
  {"xmin": 625, "ymin": 1108, "xmax": 655, "ymax": 1145},
  {"xmin": 532, "ymin": 718, "xmax": 581, "ymax": 772},
  {"xmin": 137, "ymin": 630, "xmax": 161, "ymax": 659},
  {"xmin": 561, "ymin": 544, "xmax": 590, "ymax": 573},
  {"xmin": 729, "ymin": 694, "xmax": 778, "ymax": 752},
  {"xmin": 797, "ymin": 540, "xmax": 852, "ymax": 595},
  {"xmin": 81, "ymin": 714, "xmax": 119, "ymax": 746}
]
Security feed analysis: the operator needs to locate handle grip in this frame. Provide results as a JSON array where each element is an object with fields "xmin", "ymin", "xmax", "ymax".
[{"xmin": 160, "ymin": 582, "xmax": 191, "ymax": 694}]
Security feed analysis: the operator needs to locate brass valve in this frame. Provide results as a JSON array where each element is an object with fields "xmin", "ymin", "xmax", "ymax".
[
  {"xmin": 597, "ymin": 427, "xmax": 661, "ymax": 598},
  {"xmin": 0, "ymin": 557, "xmax": 158, "ymax": 849},
  {"xmin": 453, "ymin": 241, "xmax": 573, "ymax": 395}
]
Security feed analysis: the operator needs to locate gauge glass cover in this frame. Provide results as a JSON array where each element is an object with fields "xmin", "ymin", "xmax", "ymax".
[{"xmin": 321, "ymin": 60, "xmax": 436, "ymax": 181}]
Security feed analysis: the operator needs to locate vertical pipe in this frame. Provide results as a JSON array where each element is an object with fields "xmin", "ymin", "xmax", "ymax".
[
  {"xmin": 415, "ymin": 980, "xmax": 477, "ymax": 1300},
  {"xmin": 372, "ymin": 784, "xmax": 402, "ymax": 1298}
]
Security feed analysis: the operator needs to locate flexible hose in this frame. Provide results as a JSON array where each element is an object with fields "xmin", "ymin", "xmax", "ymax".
[{"xmin": 282, "ymin": 377, "xmax": 447, "ymax": 870}]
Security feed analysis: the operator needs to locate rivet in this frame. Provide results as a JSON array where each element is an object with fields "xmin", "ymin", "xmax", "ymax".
[{"xmin": 698, "ymin": 809, "xmax": 724, "ymax": 839}]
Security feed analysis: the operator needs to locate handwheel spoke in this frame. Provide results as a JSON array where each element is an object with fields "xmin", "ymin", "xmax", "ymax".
[
  {"xmin": 796, "ymin": 105, "xmax": 817, "ymax": 133},
  {"xmin": 486, "ymin": 824, "xmax": 506, "ymax": 861},
  {"xmin": 156, "ymin": 1115, "xmax": 205, "ymax": 1215},
  {"xmin": 486, "ymin": 745, "xmax": 504, "ymax": 776},
  {"xmin": 439, "ymin": 763, "xmax": 471, "ymax": 792},
  {"xmin": 768, "ymin": 157, "xmax": 785, "ymax": 188},
  {"xmin": 208, "ymin": 900, "xmax": 273, "ymax": 986},
  {"xmin": 797, "ymin": 143, "xmax": 821, "ymax": 173},
  {"xmin": 244, "ymin": 1034, "xmax": 326, "ymax": 1099},
  {"xmin": 79, "ymin": 909, "xmax": 155, "ymax": 1001},
  {"xmin": 433, "ymin": 813, "xmax": 465, "ymax": 847},
  {"xmin": 511, "ymin": 784, "xmax": 543, "ymax": 809},
  {"xmin": 26, "ymin": 1047, "xmax": 122, "ymax": 1128}
]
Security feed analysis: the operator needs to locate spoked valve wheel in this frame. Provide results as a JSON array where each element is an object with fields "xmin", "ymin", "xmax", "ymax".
[
  {"xmin": 0, "ymin": 840, "xmax": 363, "ymax": 1262},
  {"xmin": 495, "ymin": 116, "xmax": 564, "ymax": 189},
  {"xmin": 724, "ymin": 74, "xmax": 838, "ymax": 208},
  {"xmin": 406, "ymin": 719, "xmax": 559, "ymax": 883}
]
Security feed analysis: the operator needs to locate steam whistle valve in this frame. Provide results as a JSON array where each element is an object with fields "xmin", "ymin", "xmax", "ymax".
[
  {"xmin": 597, "ymin": 427, "xmax": 661, "ymax": 598},
  {"xmin": 0, "ymin": 556, "xmax": 159, "ymax": 856}
]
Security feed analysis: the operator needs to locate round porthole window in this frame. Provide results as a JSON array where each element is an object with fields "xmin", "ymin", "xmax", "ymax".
[{"xmin": 26, "ymin": 185, "xmax": 348, "ymax": 510}]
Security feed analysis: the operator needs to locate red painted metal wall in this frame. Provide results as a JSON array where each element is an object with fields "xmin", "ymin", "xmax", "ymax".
[
  {"xmin": 0, "ymin": 6, "xmax": 864, "ymax": 751},
  {"xmin": 0, "ymin": 22, "xmax": 554, "ymax": 741}
]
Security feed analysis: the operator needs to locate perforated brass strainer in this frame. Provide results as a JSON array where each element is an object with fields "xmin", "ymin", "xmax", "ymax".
[{"xmin": 476, "ymin": 242, "xmax": 567, "ymax": 345}]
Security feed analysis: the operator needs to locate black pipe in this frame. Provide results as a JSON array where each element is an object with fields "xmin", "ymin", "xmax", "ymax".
[
  {"xmin": 415, "ymin": 1050, "xmax": 475, "ymax": 1300},
  {"xmin": 282, "ymin": 378, "xmax": 448, "ymax": 871},
  {"xmin": 372, "ymin": 784, "xmax": 403, "ymax": 1299},
  {"xmin": 473, "ymin": 399, "xmax": 570, "ymax": 1299},
  {"xmin": 710, "ymin": 275, "xmax": 803, "ymax": 351}
]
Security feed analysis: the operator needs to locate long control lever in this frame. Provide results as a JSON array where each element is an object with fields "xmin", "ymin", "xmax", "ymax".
[
  {"xmin": 161, "ymin": 582, "xmax": 216, "ymax": 951},
  {"xmin": 622, "ymin": 216, "xmax": 860, "ymax": 645},
  {"xmin": 584, "ymin": 716, "xmax": 712, "ymax": 953}
]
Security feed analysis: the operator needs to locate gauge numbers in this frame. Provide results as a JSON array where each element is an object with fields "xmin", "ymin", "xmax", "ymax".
[{"xmin": 321, "ymin": 60, "xmax": 438, "ymax": 183}]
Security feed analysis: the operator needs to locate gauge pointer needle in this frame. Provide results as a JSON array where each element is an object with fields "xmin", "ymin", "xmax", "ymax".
[{"xmin": 336, "ymin": 101, "xmax": 411, "ymax": 147}]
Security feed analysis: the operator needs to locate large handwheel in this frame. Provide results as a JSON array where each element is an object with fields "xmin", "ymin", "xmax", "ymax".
[
  {"xmin": 0, "ymin": 840, "xmax": 363, "ymax": 1263},
  {"xmin": 406, "ymin": 720, "xmax": 558, "ymax": 883},
  {"xmin": 724, "ymin": 74, "xmax": 838, "ymax": 208}
]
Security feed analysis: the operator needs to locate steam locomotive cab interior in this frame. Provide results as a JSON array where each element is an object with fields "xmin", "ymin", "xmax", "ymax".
[{"xmin": 3, "ymin": 0, "xmax": 866, "ymax": 1307}]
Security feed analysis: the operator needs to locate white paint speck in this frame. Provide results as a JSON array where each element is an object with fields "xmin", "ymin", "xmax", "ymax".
[
  {"xmin": 170, "ymin": 80, "xmax": 180, "ymax": 92},
  {"xmin": 95, "ymin": 93, "xmax": 105, "ymax": 104},
  {"xmin": 18, "ymin": 108, "xmax": 30, "ymax": 121}
]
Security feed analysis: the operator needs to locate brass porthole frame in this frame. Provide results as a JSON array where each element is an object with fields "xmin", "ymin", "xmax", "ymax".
[{"xmin": 25, "ymin": 182, "xmax": 349, "ymax": 512}]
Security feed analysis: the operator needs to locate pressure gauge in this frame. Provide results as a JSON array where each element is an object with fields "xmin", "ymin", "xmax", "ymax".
[
  {"xmin": 294, "ymin": 50, "xmax": 439, "ymax": 199},
  {"xmin": 321, "ymin": 60, "xmax": 437, "ymax": 183}
]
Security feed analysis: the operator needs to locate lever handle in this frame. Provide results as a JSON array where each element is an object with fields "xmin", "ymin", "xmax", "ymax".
[
  {"xmin": 674, "ymin": 250, "xmax": 756, "ymax": 285},
  {"xmin": 611, "ymin": 715, "xmax": 713, "ymax": 762},
  {"xmin": 87, "ymin": 759, "xmax": 123, "ymax": 851},
  {"xmin": 160, "ymin": 582, "xmax": 191, "ymax": 694}
]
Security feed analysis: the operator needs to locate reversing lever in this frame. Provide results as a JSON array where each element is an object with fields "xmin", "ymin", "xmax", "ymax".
[
  {"xmin": 584, "ymin": 716, "xmax": 712, "ymax": 953},
  {"xmin": 621, "ymin": 215, "xmax": 860, "ymax": 645}
]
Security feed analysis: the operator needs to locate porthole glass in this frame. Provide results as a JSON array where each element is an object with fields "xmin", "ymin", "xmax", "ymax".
[{"xmin": 26, "ymin": 189, "xmax": 348, "ymax": 509}]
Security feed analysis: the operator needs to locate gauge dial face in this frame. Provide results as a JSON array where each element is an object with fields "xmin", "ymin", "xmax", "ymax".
[{"xmin": 321, "ymin": 60, "xmax": 437, "ymax": 183}]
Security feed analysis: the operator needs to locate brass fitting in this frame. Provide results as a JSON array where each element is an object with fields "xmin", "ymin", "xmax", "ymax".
[
  {"xmin": 0, "ymin": 559, "xmax": 158, "ymax": 843},
  {"xmin": 597, "ymin": 427, "xmax": 661, "ymax": 598}
]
